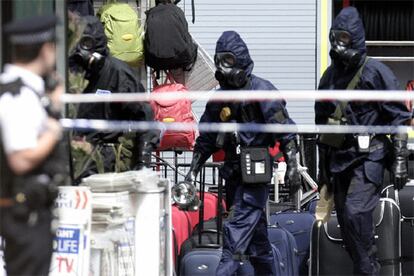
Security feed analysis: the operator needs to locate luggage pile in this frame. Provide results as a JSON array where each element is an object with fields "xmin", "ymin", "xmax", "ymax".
[
  {"xmin": 174, "ymin": 165, "xmax": 414, "ymax": 276},
  {"xmin": 171, "ymin": 168, "xmax": 228, "ymax": 274},
  {"xmin": 175, "ymin": 163, "xmax": 314, "ymax": 276},
  {"xmin": 308, "ymin": 182, "xmax": 414, "ymax": 276}
]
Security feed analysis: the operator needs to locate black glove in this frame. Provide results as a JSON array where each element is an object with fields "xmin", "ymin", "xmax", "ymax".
[
  {"xmin": 135, "ymin": 140, "xmax": 154, "ymax": 170},
  {"xmin": 282, "ymin": 140, "xmax": 301, "ymax": 195},
  {"xmin": 184, "ymin": 151, "xmax": 208, "ymax": 183},
  {"xmin": 391, "ymin": 133, "xmax": 409, "ymax": 190},
  {"xmin": 317, "ymin": 144, "xmax": 332, "ymax": 193}
]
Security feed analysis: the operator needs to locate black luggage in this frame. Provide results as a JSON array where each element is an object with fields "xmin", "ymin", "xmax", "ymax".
[
  {"xmin": 384, "ymin": 182, "xmax": 414, "ymax": 275},
  {"xmin": 310, "ymin": 218, "xmax": 353, "ymax": 275},
  {"xmin": 144, "ymin": 3, "xmax": 197, "ymax": 71},
  {"xmin": 399, "ymin": 182, "xmax": 414, "ymax": 275},
  {"xmin": 309, "ymin": 197, "xmax": 401, "ymax": 275},
  {"xmin": 179, "ymin": 229, "xmax": 222, "ymax": 258},
  {"xmin": 178, "ymin": 166, "xmax": 227, "ymax": 275}
]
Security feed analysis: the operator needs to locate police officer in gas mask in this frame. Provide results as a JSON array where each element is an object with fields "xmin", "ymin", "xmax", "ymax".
[
  {"xmin": 69, "ymin": 16, "xmax": 159, "ymax": 182},
  {"xmin": 184, "ymin": 31, "xmax": 301, "ymax": 275},
  {"xmin": 316, "ymin": 7, "xmax": 411, "ymax": 275}
]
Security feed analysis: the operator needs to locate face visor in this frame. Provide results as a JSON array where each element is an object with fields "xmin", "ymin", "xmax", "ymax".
[
  {"xmin": 69, "ymin": 34, "xmax": 104, "ymax": 72},
  {"xmin": 214, "ymin": 52, "xmax": 247, "ymax": 89},
  {"xmin": 329, "ymin": 29, "xmax": 361, "ymax": 70},
  {"xmin": 214, "ymin": 52, "xmax": 237, "ymax": 68},
  {"xmin": 329, "ymin": 30, "xmax": 352, "ymax": 47}
]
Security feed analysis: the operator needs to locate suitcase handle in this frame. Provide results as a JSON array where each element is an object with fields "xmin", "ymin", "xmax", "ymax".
[
  {"xmin": 195, "ymin": 244, "xmax": 221, "ymax": 249},
  {"xmin": 196, "ymin": 229, "xmax": 221, "ymax": 235}
]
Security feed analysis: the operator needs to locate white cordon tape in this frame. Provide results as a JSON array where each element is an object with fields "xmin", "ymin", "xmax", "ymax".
[
  {"xmin": 60, "ymin": 119, "xmax": 413, "ymax": 134},
  {"xmin": 61, "ymin": 90, "xmax": 414, "ymax": 103}
]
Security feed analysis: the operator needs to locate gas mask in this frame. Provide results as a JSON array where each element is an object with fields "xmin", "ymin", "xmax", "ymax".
[
  {"xmin": 329, "ymin": 30, "xmax": 361, "ymax": 70},
  {"xmin": 70, "ymin": 35, "xmax": 104, "ymax": 72},
  {"xmin": 214, "ymin": 52, "xmax": 248, "ymax": 89}
]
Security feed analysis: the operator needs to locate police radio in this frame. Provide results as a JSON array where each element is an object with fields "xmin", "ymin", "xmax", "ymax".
[{"xmin": 41, "ymin": 74, "xmax": 62, "ymax": 119}]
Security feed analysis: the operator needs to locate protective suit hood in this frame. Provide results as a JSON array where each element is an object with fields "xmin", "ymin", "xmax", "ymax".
[
  {"xmin": 82, "ymin": 15, "xmax": 109, "ymax": 57},
  {"xmin": 215, "ymin": 31, "xmax": 254, "ymax": 76},
  {"xmin": 332, "ymin": 7, "xmax": 366, "ymax": 59}
]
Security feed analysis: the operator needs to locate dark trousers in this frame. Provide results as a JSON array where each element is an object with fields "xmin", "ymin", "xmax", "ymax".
[
  {"xmin": 333, "ymin": 162, "xmax": 382, "ymax": 275},
  {"xmin": 216, "ymin": 185, "xmax": 276, "ymax": 276},
  {"xmin": 1, "ymin": 208, "xmax": 54, "ymax": 276}
]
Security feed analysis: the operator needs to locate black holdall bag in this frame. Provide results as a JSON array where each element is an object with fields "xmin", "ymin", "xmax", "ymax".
[
  {"xmin": 309, "ymin": 196, "xmax": 401, "ymax": 276},
  {"xmin": 382, "ymin": 181, "xmax": 414, "ymax": 276},
  {"xmin": 240, "ymin": 147, "xmax": 273, "ymax": 184},
  {"xmin": 144, "ymin": 3, "xmax": 197, "ymax": 71}
]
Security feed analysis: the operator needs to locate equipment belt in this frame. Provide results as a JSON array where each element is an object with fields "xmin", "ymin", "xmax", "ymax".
[
  {"xmin": 347, "ymin": 143, "xmax": 384, "ymax": 153},
  {"xmin": 233, "ymin": 253, "xmax": 250, "ymax": 261},
  {"xmin": 0, "ymin": 198, "xmax": 14, "ymax": 207}
]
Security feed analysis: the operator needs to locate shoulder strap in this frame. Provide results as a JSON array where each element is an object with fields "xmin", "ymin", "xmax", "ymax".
[
  {"xmin": 332, "ymin": 57, "xmax": 370, "ymax": 121},
  {"xmin": 0, "ymin": 78, "xmax": 24, "ymax": 96},
  {"xmin": 346, "ymin": 57, "xmax": 370, "ymax": 90},
  {"xmin": 0, "ymin": 111, "xmax": 16, "ymax": 197}
]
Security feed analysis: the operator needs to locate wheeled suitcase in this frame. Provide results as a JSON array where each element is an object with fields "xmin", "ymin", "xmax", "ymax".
[
  {"xmin": 272, "ymin": 243, "xmax": 287, "ymax": 276},
  {"xmin": 306, "ymin": 198, "xmax": 318, "ymax": 215},
  {"xmin": 398, "ymin": 183, "xmax": 414, "ymax": 275},
  {"xmin": 268, "ymin": 225, "xmax": 300, "ymax": 276},
  {"xmin": 309, "ymin": 197, "xmax": 401, "ymax": 275},
  {"xmin": 186, "ymin": 192, "xmax": 226, "ymax": 231},
  {"xmin": 179, "ymin": 247, "xmax": 254, "ymax": 276},
  {"xmin": 179, "ymin": 170, "xmax": 226, "ymax": 275},
  {"xmin": 383, "ymin": 182, "xmax": 414, "ymax": 275},
  {"xmin": 269, "ymin": 211, "xmax": 315, "ymax": 275},
  {"xmin": 172, "ymin": 205, "xmax": 192, "ymax": 263},
  {"xmin": 179, "ymin": 247, "xmax": 222, "ymax": 276},
  {"xmin": 179, "ymin": 230, "xmax": 222, "ymax": 258}
]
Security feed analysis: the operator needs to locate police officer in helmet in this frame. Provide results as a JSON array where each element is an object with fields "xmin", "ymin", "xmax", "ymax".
[
  {"xmin": 185, "ymin": 31, "xmax": 301, "ymax": 275},
  {"xmin": 316, "ymin": 7, "xmax": 411, "ymax": 275},
  {"xmin": 0, "ymin": 15, "xmax": 69, "ymax": 276}
]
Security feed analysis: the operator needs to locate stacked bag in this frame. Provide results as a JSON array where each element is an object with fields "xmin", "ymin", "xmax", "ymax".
[
  {"xmin": 307, "ymin": 181, "xmax": 414, "ymax": 276},
  {"xmin": 145, "ymin": 1, "xmax": 198, "ymax": 151},
  {"xmin": 95, "ymin": 0, "xmax": 197, "ymax": 70},
  {"xmin": 96, "ymin": 1, "xmax": 198, "ymax": 152},
  {"xmin": 98, "ymin": 2, "xmax": 144, "ymax": 67},
  {"xmin": 144, "ymin": 1, "xmax": 197, "ymax": 71},
  {"xmin": 150, "ymin": 72, "xmax": 196, "ymax": 151}
]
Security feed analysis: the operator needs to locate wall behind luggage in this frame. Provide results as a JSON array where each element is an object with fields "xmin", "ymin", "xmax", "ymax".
[{"xmin": 180, "ymin": 0, "xmax": 318, "ymax": 125}]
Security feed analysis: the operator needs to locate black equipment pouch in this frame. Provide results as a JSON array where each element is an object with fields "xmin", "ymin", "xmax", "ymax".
[
  {"xmin": 14, "ymin": 175, "xmax": 58, "ymax": 209},
  {"xmin": 318, "ymin": 57, "xmax": 370, "ymax": 149},
  {"xmin": 318, "ymin": 105, "xmax": 347, "ymax": 148},
  {"xmin": 240, "ymin": 147, "xmax": 272, "ymax": 184}
]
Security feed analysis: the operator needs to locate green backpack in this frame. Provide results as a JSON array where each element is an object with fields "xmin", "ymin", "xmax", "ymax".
[{"xmin": 98, "ymin": 3, "xmax": 144, "ymax": 67}]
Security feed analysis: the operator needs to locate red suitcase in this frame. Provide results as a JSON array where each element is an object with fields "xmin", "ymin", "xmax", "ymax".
[{"xmin": 171, "ymin": 205, "xmax": 192, "ymax": 263}]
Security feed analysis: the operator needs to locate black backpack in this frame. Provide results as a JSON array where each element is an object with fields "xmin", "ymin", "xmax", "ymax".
[{"xmin": 144, "ymin": 3, "xmax": 197, "ymax": 71}]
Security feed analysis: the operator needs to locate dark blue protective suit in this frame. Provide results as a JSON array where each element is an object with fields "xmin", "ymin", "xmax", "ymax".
[
  {"xmin": 315, "ymin": 7, "xmax": 411, "ymax": 275},
  {"xmin": 193, "ymin": 31, "xmax": 296, "ymax": 276}
]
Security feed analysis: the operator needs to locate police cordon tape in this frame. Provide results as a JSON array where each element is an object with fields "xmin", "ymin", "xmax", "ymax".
[
  {"xmin": 60, "ymin": 118, "xmax": 413, "ymax": 134},
  {"xmin": 61, "ymin": 90, "xmax": 414, "ymax": 103}
]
